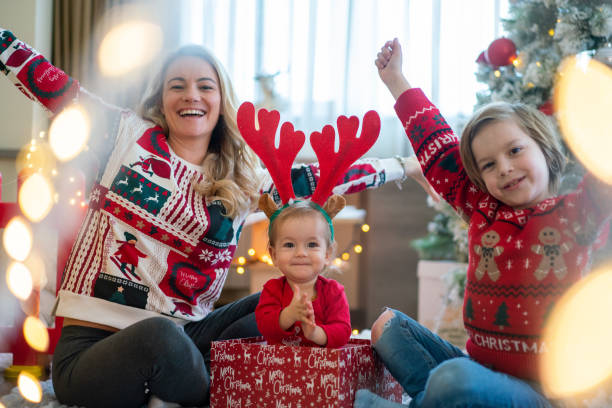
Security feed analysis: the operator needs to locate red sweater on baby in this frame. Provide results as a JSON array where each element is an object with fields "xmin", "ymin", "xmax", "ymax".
[
  {"xmin": 255, "ymin": 276, "xmax": 351, "ymax": 348},
  {"xmin": 395, "ymin": 88, "xmax": 611, "ymax": 381}
]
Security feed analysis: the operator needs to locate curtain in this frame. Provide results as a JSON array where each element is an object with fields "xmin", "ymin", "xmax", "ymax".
[
  {"xmin": 180, "ymin": 0, "xmax": 508, "ymax": 159},
  {"xmin": 52, "ymin": 0, "xmax": 182, "ymax": 110}
]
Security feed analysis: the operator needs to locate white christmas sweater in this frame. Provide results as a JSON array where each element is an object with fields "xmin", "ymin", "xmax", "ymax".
[{"xmin": 0, "ymin": 28, "xmax": 405, "ymax": 329}]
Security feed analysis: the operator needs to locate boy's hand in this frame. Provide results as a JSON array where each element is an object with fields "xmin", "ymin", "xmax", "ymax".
[{"xmin": 375, "ymin": 38, "xmax": 412, "ymax": 100}]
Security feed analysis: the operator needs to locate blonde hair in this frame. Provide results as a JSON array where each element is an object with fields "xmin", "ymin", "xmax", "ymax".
[
  {"xmin": 138, "ymin": 45, "xmax": 260, "ymax": 218},
  {"xmin": 460, "ymin": 102, "xmax": 566, "ymax": 194}
]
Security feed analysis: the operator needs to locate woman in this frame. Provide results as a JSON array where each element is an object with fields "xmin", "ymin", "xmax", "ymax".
[{"xmin": 1, "ymin": 27, "xmax": 434, "ymax": 408}]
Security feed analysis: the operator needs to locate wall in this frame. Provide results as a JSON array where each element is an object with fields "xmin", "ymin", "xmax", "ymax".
[
  {"xmin": 363, "ymin": 179, "xmax": 437, "ymax": 326},
  {"xmin": 0, "ymin": 0, "xmax": 53, "ymax": 202}
]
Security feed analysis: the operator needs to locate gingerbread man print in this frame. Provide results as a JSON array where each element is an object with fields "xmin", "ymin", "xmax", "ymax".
[
  {"xmin": 474, "ymin": 230, "xmax": 504, "ymax": 281},
  {"xmin": 531, "ymin": 226, "xmax": 572, "ymax": 280}
]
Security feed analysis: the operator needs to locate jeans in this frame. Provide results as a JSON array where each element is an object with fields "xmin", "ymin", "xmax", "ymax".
[
  {"xmin": 374, "ymin": 309, "xmax": 553, "ymax": 408},
  {"xmin": 52, "ymin": 293, "xmax": 260, "ymax": 408}
]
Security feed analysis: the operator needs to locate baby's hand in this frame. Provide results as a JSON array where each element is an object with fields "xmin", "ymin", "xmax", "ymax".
[{"xmin": 281, "ymin": 286, "xmax": 312, "ymax": 328}]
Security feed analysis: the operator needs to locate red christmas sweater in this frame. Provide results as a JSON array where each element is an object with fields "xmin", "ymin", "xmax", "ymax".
[
  {"xmin": 255, "ymin": 276, "xmax": 351, "ymax": 348},
  {"xmin": 395, "ymin": 89, "xmax": 611, "ymax": 381},
  {"xmin": 0, "ymin": 27, "xmax": 406, "ymax": 330}
]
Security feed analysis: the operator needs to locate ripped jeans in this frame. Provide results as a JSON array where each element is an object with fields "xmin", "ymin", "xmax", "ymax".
[
  {"xmin": 374, "ymin": 309, "xmax": 553, "ymax": 408},
  {"xmin": 52, "ymin": 293, "xmax": 260, "ymax": 408}
]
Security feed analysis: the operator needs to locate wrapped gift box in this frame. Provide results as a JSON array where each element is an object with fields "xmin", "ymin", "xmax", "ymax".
[{"xmin": 210, "ymin": 337, "xmax": 402, "ymax": 408}]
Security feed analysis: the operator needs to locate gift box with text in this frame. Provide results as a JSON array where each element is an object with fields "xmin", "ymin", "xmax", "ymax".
[{"xmin": 210, "ymin": 337, "xmax": 402, "ymax": 408}]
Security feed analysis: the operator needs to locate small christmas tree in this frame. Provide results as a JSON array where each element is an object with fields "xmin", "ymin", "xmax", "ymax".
[{"xmin": 494, "ymin": 301, "xmax": 511, "ymax": 330}]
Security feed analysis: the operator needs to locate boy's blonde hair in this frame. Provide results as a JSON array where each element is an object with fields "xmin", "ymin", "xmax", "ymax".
[
  {"xmin": 459, "ymin": 102, "xmax": 566, "ymax": 194},
  {"xmin": 268, "ymin": 201, "xmax": 335, "ymax": 250},
  {"xmin": 138, "ymin": 45, "xmax": 260, "ymax": 218}
]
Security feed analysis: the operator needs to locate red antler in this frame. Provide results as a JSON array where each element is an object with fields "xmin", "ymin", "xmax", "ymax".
[
  {"xmin": 237, "ymin": 102, "xmax": 306, "ymax": 203},
  {"xmin": 309, "ymin": 110, "xmax": 380, "ymax": 206}
]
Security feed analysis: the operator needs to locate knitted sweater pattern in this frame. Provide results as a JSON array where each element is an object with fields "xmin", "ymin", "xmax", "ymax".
[{"xmin": 395, "ymin": 89, "xmax": 611, "ymax": 380}]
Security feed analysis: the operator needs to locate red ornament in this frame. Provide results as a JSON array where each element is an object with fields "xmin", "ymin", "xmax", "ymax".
[
  {"xmin": 538, "ymin": 99, "xmax": 554, "ymax": 116},
  {"xmin": 486, "ymin": 38, "xmax": 517, "ymax": 67}
]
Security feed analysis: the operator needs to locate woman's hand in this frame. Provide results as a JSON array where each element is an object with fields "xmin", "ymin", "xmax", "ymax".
[{"xmin": 401, "ymin": 156, "xmax": 441, "ymax": 203}]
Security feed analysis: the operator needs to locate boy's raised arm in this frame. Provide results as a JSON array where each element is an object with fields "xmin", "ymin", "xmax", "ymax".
[{"xmin": 375, "ymin": 38, "xmax": 412, "ymax": 101}]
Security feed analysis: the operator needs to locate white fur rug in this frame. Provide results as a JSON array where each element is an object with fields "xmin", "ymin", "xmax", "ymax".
[{"xmin": 0, "ymin": 379, "xmax": 78, "ymax": 408}]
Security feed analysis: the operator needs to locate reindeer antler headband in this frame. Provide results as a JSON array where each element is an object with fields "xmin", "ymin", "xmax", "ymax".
[{"xmin": 237, "ymin": 102, "xmax": 380, "ymax": 240}]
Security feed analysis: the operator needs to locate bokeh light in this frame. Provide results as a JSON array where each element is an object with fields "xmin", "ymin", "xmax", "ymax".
[
  {"xmin": 555, "ymin": 56, "xmax": 612, "ymax": 184},
  {"xmin": 341, "ymin": 252, "xmax": 350, "ymax": 261},
  {"xmin": 18, "ymin": 172, "xmax": 54, "ymax": 222},
  {"xmin": 237, "ymin": 266, "xmax": 245, "ymax": 275},
  {"xmin": 541, "ymin": 266, "xmax": 612, "ymax": 398},
  {"xmin": 49, "ymin": 105, "xmax": 90, "ymax": 162},
  {"xmin": 361, "ymin": 224, "xmax": 370, "ymax": 232},
  {"xmin": 23, "ymin": 316, "xmax": 49, "ymax": 352},
  {"xmin": 238, "ymin": 256, "xmax": 246, "ymax": 265},
  {"xmin": 98, "ymin": 21, "xmax": 162, "ymax": 76},
  {"xmin": 248, "ymin": 248, "xmax": 256, "ymax": 256},
  {"xmin": 17, "ymin": 371, "xmax": 42, "ymax": 403},
  {"xmin": 353, "ymin": 244, "xmax": 363, "ymax": 254},
  {"xmin": 24, "ymin": 251, "xmax": 47, "ymax": 290},
  {"xmin": 6, "ymin": 262, "xmax": 33, "ymax": 301},
  {"xmin": 15, "ymin": 139, "xmax": 55, "ymax": 174},
  {"xmin": 3, "ymin": 216, "xmax": 33, "ymax": 261}
]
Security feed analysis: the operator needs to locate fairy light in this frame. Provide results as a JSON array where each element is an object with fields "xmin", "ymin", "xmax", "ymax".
[
  {"xmin": 6, "ymin": 262, "xmax": 33, "ymax": 300},
  {"xmin": 333, "ymin": 258, "xmax": 343, "ymax": 267},
  {"xmin": 494, "ymin": 70, "xmax": 501, "ymax": 78},
  {"xmin": 548, "ymin": 28, "xmax": 555, "ymax": 36},
  {"xmin": 238, "ymin": 256, "xmax": 246, "ymax": 265},
  {"xmin": 236, "ymin": 266, "xmax": 245, "ymax": 275},
  {"xmin": 248, "ymin": 248, "xmax": 256, "ymax": 257},
  {"xmin": 261, "ymin": 254, "xmax": 271, "ymax": 264},
  {"xmin": 353, "ymin": 244, "xmax": 363, "ymax": 254},
  {"xmin": 341, "ymin": 252, "xmax": 350, "ymax": 261},
  {"xmin": 69, "ymin": 198, "xmax": 76, "ymax": 206},
  {"xmin": 536, "ymin": 61, "xmax": 542, "ymax": 67},
  {"xmin": 352, "ymin": 329, "xmax": 359, "ymax": 336},
  {"xmin": 17, "ymin": 372, "xmax": 42, "ymax": 403},
  {"xmin": 23, "ymin": 316, "xmax": 49, "ymax": 352},
  {"xmin": 361, "ymin": 224, "xmax": 370, "ymax": 232},
  {"xmin": 51, "ymin": 169, "xmax": 57, "ymax": 176},
  {"xmin": 3, "ymin": 216, "xmax": 33, "ymax": 261},
  {"xmin": 527, "ymin": 82, "xmax": 535, "ymax": 88}
]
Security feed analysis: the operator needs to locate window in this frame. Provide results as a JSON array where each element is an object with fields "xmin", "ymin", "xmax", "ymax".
[{"xmin": 181, "ymin": 0, "xmax": 509, "ymax": 158}]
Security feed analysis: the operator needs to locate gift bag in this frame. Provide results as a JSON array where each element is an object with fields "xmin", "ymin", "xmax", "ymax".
[{"xmin": 210, "ymin": 337, "xmax": 402, "ymax": 408}]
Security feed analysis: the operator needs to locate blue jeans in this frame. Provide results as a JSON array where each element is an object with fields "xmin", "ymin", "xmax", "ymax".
[
  {"xmin": 373, "ymin": 309, "xmax": 553, "ymax": 408},
  {"xmin": 52, "ymin": 293, "xmax": 260, "ymax": 408}
]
